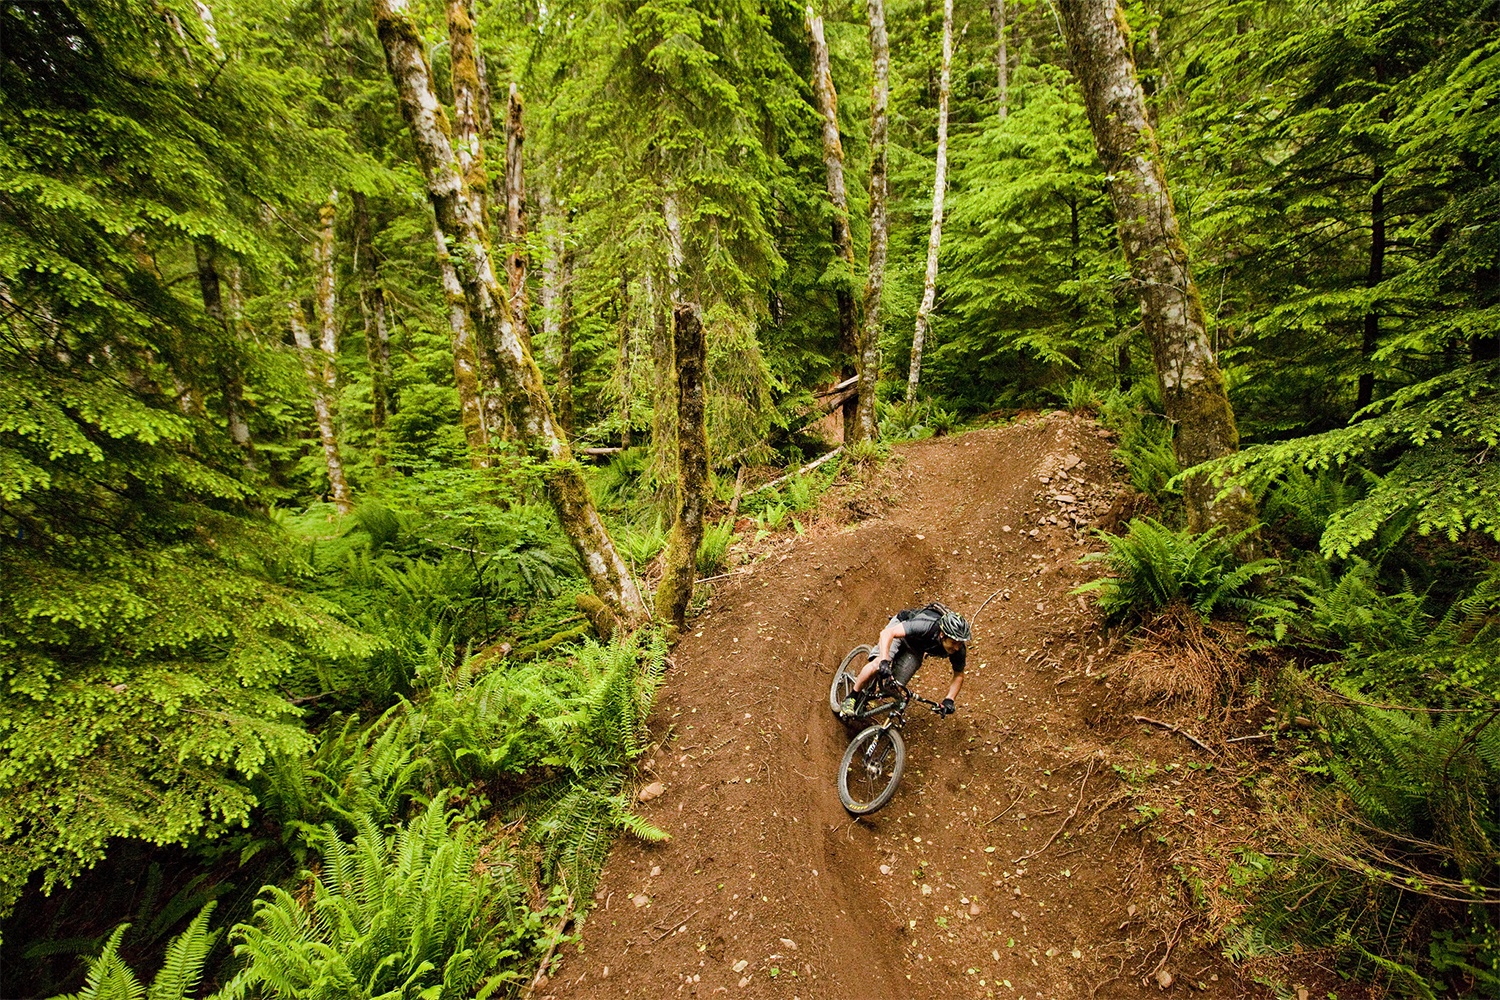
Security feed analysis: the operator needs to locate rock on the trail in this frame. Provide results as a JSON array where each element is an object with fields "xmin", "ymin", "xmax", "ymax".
[
  {"xmin": 632, "ymin": 894, "xmax": 649, "ymax": 907},
  {"xmin": 1156, "ymin": 969, "xmax": 1174, "ymax": 989},
  {"xmin": 779, "ymin": 938, "xmax": 798, "ymax": 950},
  {"xmin": 732, "ymin": 960, "xmax": 748, "ymax": 973},
  {"xmin": 637, "ymin": 781, "xmax": 665, "ymax": 802}
]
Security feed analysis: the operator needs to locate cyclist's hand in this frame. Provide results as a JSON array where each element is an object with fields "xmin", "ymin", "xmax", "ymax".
[
  {"xmin": 878, "ymin": 658, "xmax": 893, "ymax": 675},
  {"xmin": 939, "ymin": 698, "xmax": 956, "ymax": 717}
]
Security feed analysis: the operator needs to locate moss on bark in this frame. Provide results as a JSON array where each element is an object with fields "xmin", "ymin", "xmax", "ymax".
[{"xmin": 656, "ymin": 304, "xmax": 708, "ymax": 630}]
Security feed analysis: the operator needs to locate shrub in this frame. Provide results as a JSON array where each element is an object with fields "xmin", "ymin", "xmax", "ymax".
[
  {"xmin": 1055, "ymin": 377, "xmax": 1100, "ymax": 414},
  {"xmin": 616, "ymin": 518, "xmax": 667, "ymax": 565},
  {"xmin": 1076, "ymin": 517, "xmax": 1278, "ymax": 623}
]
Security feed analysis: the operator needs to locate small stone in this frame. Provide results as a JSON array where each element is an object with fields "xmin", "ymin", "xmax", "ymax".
[
  {"xmin": 969, "ymin": 902, "xmax": 982, "ymax": 916},
  {"xmin": 1054, "ymin": 493, "xmax": 1076, "ymax": 503},
  {"xmin": 1063, "ymin": 454, "xmax": 1081, "ymax": 470},
  {"xmin": 638, "ymin": 782, "xmax": 666, "ymax": 802},
  {"xmin": 780, "ymin": 938, "xmax": 798, "ymax": 950},
  {"xmin": 632, "ymin": 895, "xmax": 649, "ymax": 908},
  {"xmin": 739, "ymin": 976, "xmax": 751, "ymax": 988},
  {"xmin": 1296, "ymin": 989, "xmax": 1309, "ymax": 1000},
  {"xmin": 1127, "ymin": 903, "xmax": 1137, "ymax": 917},
  {"xmin": 921, "ymin": 884, "xmax": 933, "ymax": 895},
  {"xmin": 879, "ymin": 865, "xmax": 892, "ymax": 875},
  {"xmin": 1071, "ymin": 948, "xmax": 1083, "ymax": 959},
  {"xmin": 1156, "ymin": 969, "xmax": 1174, "ymax": 989},
  {"xmin": 650, "ymin": 866, "xmax": 661, "ymax": 877},
  {"xmin": 1045, "ymin": 947, "xmax": 1059, "ymax": 958},
  {"xmin": 732, "ymin": 959, "xmax": 748, "ymax": 973}
]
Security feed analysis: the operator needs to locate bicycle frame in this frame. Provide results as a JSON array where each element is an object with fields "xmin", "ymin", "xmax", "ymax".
[{"xmin": 847, "ymin": 675, "xmax": 942, "ymax": 730}]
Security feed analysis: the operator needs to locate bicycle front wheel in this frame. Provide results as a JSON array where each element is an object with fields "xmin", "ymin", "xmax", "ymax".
[
  {"xmin": 837, "ymin": 725, "xmax": 907, "ymax": 815},
  {"xmin": 829, "ymin": 644, "xmax": 871, "ymax": 716}
]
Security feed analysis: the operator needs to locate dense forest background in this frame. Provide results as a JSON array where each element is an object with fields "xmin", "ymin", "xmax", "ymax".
[{"xmin": 2, "ymin": 0, "xmax": 1498, "ymax": 995}]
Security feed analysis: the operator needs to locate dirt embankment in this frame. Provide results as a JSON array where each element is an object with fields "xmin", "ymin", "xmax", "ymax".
[{"xmin": 543, "ymin": 415, "xmax": 1333, "ymax": 1000}]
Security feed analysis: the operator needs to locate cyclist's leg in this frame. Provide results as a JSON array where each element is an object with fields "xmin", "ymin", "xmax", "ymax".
[{"xmin": 890, "ymin": 643, "xmax": 923, "ymax": 686}]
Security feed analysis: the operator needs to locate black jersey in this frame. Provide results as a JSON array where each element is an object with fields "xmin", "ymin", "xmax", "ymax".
[{"xmin": 893, "ymin": 606, "xmax": 967, "ymax": 673}]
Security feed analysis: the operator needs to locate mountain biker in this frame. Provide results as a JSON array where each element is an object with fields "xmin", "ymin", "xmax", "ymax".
[{"xmin": 839, "ymin": 604, "xmax": 972, "ymax": 719}]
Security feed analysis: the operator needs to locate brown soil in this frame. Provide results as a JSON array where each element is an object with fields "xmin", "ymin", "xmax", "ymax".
[{"xmin": 544, "ymin": 415, "xmax": 1347, "ymax": 1000}]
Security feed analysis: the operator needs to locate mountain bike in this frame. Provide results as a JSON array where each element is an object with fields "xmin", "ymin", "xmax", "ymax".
[{"xmin": 828, "ymin": 644, "xmax": 946, "ymax": 815}]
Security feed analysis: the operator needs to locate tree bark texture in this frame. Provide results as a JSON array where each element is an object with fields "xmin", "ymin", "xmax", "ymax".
[
  {"xmin": 557, "ymin": 243, "xmax": 576, "ymax": 440},
  {"xmin": 505, "ymin": 83, "xmax": 531, "ymax": 345},
  {"xmin": 433, "ymin": 224, "xmax": 492, "ymax": 465},
  {"xmin": 444, "ymin": 0, "xmax": 489, "ymax": 226},
  {"xmin": 351, "ymin": 192, "xmax": 392, "ymax": 454},
  {"xmin": 617, "ymin": 268, "xmax": 633, "ymax": 448},
  {"xmin": 194, "ymin": 243, "xmax": 253, "ymax": 459},
  {"xmin": 992, "ymin": 0, "xmax": 1009, "ymax": 116},
  {"xmin": 1057, "ymin": 0, "xmax": 1253, "ymax": 534},
  {"xmin": 907, "ymin": 0, "xmax": 952, "ymax": 402},
  {"xmin": 289, "ymin": 298, "xmax": 351, "ymax": 514},
  {"xmin": 648, "ymin": 268, "xmax": 677, "ymax": 506},
  {"xmin": 655, "ymin": 304, "xmax": 708, "ymax": 631},
  {"xmin": 1357, "ymin": 162, "xmax": 1384, "ymax": 411},
  {"xmin": 806, "ymin": 8, "xmax": 871, "ymax": 443},
  {"xmin": 862, "ymin": 0, "xmax": 891, "ymax": 433},
  {"xmin": 373, "ymin": 0, "xmax": 645, "ymax": 617}
]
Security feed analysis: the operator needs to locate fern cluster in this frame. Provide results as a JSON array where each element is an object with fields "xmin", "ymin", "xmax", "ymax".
[{"xmin": 1076, "ymin": 518, "xmax": 1279, "ymax": 623}]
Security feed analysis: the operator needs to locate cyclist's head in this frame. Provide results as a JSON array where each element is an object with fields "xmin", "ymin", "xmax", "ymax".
[{"xmin": 938, "ymin": 609, "xmax": 972, "ymax": 644}]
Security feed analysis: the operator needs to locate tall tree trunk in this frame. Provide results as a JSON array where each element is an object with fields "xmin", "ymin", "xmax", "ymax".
[
  {"xmin": 1357, "ymin": 161, "xmax": 1384, "ymax": 411},
  {"xmin": 350, "ymin": 192, "xmax": 392, "ymax": 465},
  {"xmin": 445, "ymin": 0, "xmax": 489, "ymax": 227},
  {"xmin": 863, "ymin": 0, "xmax": 891, "ymax": 432},
  {"xmin": 505, "ymin": 84, "xmax": 531, "ymax": 345},
  {"xmin": 648, "ymin": 268, "xmax": 677, "ymax": 506},
  {"xmin": 656, "ymin": 304, "xmax": 708, "ymax": 630},
  {"xmin": 373, "ymin": 0, "xmax": 645, "ymax": 617},
  {"xmin": 992, "ymin": 0, "xmax": 1009, "ymax": 116},
  {"xmin": 907, "ymin": 0, "xmax": 952, "ymax": 402},
  {"xmin": 1058, "ymin": 0, "xmax": 1254, "ymax": 534},
  {"xmin": 806, "ymin": 8, "xmax": 870, "ymax": 443},
  {"xmin": 195, "ymin": 243, "xmax": 254, "ymax": 462},
  {"xmin": 618, "ymin": 268, "xmax": 633, "ymax": 448},
  {"xmin": 289, "ymin": 296, "xmax": 351, "ymax": 514},
  {"xmin": 434, "ymin": 224, "xmax": 492, "ymax": 465},
  {"xmin": 557, "ymin": 242, "xmax": 576, "ymax": 440}
]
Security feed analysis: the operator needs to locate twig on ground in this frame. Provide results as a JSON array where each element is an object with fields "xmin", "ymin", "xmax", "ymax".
[
  {"xmin": 524, "ymin": 893, "xmax": 574, "ymax": 995},
  {"xmin": 1226, "ymin": 732, "xmax": 1271, "ymax": 743},
  {"xmin": 1014, "ymin": 754, "xmax": 1097, "ymax": 863},
  {"xmin": 1151, "ymin": 914, "xmax": 1191, "ymax": 980},
  {"xmin": 985, "ymin": 790, "xmax": 1023, "ymax": 826},
  {"xmin": 1132, "ymin": 715, "xmax": 1216, "ymax": 754},
  {"xmin": 650, "ymin": 910, "xmax": 698, "ymax": 942}
]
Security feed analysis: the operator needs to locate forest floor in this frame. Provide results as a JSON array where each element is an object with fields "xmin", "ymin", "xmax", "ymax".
[{"xmin": 544, "ymin": 414, "xmax": 1359, "ymax": 1000}]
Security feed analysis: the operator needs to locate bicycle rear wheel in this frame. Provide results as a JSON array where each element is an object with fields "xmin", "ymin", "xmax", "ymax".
[
  {"xmin": 837, "ymin": 725, "xmax": 907, "ymax": 815},
  {"xmin": 829, "ymin": 644, "xmax": 871, "ymax": 716}
]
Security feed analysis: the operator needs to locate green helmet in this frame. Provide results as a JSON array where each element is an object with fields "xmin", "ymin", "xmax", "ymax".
[{"xmin": 938, "ymin": 610, "xmax": 972, "ymax": 643}]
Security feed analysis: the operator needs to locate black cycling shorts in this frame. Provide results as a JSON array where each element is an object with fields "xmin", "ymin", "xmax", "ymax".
[{"xmin": 868, "ymin": 637, "xmax": 924, "ymax": 685}]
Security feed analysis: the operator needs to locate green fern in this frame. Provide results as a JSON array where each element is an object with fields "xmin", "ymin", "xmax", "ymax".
[
  {"xmin": 1076, "ymin": 518, "xmax": 1280, "ymax": 623},
  {"xmin": 49, "ymin": 904, "xmax": 218, "ymax": 1000}
]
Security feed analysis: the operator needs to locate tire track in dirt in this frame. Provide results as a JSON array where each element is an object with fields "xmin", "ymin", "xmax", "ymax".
[{"xmin": 545, "ymin": 415, "xmax": 1264, "ymax": 1000}]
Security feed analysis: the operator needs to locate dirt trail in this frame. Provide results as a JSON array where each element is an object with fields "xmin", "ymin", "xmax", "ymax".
[{"xmin": 546, "ymin": 416, "xmax": 1267, "ymax": 1000}]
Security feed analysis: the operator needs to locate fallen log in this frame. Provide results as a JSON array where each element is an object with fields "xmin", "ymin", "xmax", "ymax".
[{"xmin": 746, "ymin": 446, "xmax": 844, "ymax": 497}]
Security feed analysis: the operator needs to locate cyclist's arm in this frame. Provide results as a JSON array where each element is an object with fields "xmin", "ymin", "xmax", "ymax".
[
  {"xmin": 876, "ymin": 620, "xmax": 907, "ymax": 662},
  {"xmin": 945, "ymin": 670, "xmax": 964, "ymax": 705}
]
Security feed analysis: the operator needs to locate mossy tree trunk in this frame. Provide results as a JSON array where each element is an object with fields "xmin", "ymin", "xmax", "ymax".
[
  {"xmin": 648, "ymin": 268, "xmax": 677, "ymax": 508},
  {"xmin": 617, "ymin": 268, "xmax": 633, "ymax": 449},
  {"xmin": 505, "ymin": 84, "xmax": 531, "ymax": 346},
  {"xmin": 374, "ymin": 0, "xmax": 646, "ymax": 618},
  {"xmin": 863, "ymin": 0, "xmax": 891, "ymax": 426},
  {"xmin": 907, "ymin": 0, "xmax": 951, "ymax": 402},
  {"xmin": 288, "ymin": 294, "xmax": 351, "ymax": 514},
  {"xmin": 434, "ymin": 224, "xmax": 492, "ymax": 466},
  {"xmin": 806, "ymin": 8, "xmax": 873, "ymax": 444},
  {"xmin": 1058, "ymin": 0, "xmax": 1255, "ymax": 534},
  {"xmin": 656, "ymin": 304, "xmax": 708, "ymax": 630}
]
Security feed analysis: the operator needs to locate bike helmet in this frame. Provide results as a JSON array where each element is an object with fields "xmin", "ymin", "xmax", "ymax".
[{"xmin": 938, "ymin": 610, "xmax": 972, "ymax": 643}]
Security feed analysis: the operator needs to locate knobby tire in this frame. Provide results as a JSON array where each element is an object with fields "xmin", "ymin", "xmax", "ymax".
[
  {"xmin": 829, "ymin": 644, "xmax": 871, "ymax": 717},
  {"xmin": 838, "ymin": 725, "xmax": 906, "ymax": 815}
]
